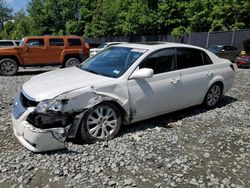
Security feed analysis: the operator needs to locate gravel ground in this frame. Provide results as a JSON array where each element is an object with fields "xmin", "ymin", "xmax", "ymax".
[{"xmin": 0, "ymin": 68, "xmax": 249, "ymax": 188}]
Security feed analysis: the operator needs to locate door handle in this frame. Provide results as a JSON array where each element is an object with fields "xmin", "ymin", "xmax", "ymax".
[
  {"xmin": 171, "ymin": 79, "xmax": 180, "ymax": 84},
  {"xmin": 206, "ymin": 71, "xmax": 214, "ymax": 77}
]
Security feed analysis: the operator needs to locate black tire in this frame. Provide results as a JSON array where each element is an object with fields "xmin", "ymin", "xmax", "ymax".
[
  {"xmin": 64, "ymin": 58, "xmax": 81, "ymax": 67},
  {"xmin": 0, "ymin": 58, "xmax": 19, "ymax": 76},
  {"xmin": 203, "ymin": 83, "xmax": 222, "ymax": 108},
  {"xmin": 80, "ymin": 102, "xmax": 122, "ymax": 144}
]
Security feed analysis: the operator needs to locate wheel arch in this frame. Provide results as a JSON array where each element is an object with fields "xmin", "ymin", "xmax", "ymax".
[
  {"xmin": 207, "ymin": 76, "xmax": 224, "ymax": 94},
  {"xmin": 0, "ymin": 56, "xmax": 21, "ymax": 65},
  {"xmin": 103, "ymin": 100, "xmax": 126, "ymax": 120},
  {"xmin": 63, "ymin": 54, "xmax": 81, "ymax": 66}
]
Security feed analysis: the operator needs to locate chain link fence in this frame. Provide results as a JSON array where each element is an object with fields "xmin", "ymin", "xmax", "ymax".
[{"xmin": 86, "ymin": 29, "xmax": 250, "ymax": 50}]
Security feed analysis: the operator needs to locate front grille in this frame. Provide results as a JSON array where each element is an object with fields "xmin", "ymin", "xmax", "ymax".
[{"xmin": 12, "ymin": 93, "xmax": 27, "ymax": 119}]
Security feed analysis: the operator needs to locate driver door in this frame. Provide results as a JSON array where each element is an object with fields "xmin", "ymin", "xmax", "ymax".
[
  {"xmin": 127, "ymin": 48, "xmax": 181, "ymax": 120},
  {"xmin": 23, "ymin": 38, "xmax": 48, "ymax": 65}
]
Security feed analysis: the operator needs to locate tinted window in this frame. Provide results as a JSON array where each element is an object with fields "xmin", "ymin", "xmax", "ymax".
[
  {"xmin": 49, "ymin": 38, "xmax": 64, "ymax": 46},
  {"xmin": 68, "ymin": 39, "xmax": 81, "ymax": 46},
  {"xmin": 27, "ymin": 39, "xmax": 45, "ymax": 46},
  {"xmin": 224, "ymin": 46, "xmax": 237, "ymax": 51},
  {"xmin": 176, "ymin": 48, "xmax": 203, "ymax": 69},
  {"xmin": 202, "ymin": 52, "xmax": 213, "ymax": 65},
  {"xmin": 0, "ymin": 41, "xmax": 14, "ymax": 46},
  {"xmin": 140, "ymin": 48, "xmax": 175, "ymax": 74}
]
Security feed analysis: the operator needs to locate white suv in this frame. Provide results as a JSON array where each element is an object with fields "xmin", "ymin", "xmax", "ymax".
[
  {"xmin": 12, "ymin": 42, "xmax": 236, "ymax": 152},
  {"xmin": 90, "ymin": 42, "xmax": 127, "ymax": 57},
  {"xmin": 0, "ymin": 40, "xmax": 20, "ymax": 47}
]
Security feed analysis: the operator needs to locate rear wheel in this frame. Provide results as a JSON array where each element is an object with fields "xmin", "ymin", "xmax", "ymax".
[
  {"xmin": 0, "ymin": 58, "xmax": 19, "ymax": 76},
  {"xmin": 64, "ymin": 58, "xmax": 81, "ymax": 67},
  {"xmin": 80, "ymin": 102, "xmax": 122, "ymax": 143},
  {"xmin": 204, "ymin": 83, "xmax": 222, "ymax": 108}
]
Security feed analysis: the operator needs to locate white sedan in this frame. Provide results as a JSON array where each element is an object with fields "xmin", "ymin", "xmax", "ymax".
[{"xmin": 12, "ymin": 42, "xmax": 235, "ymax": 152}]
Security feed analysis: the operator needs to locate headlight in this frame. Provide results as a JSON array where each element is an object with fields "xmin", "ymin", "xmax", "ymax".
[{"xmin": 35, "ymin": 99, "xmax": 64, "ymax": 114}]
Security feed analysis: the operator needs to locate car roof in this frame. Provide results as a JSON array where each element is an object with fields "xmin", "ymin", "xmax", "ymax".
[
  {"xmin": 24, "ymin": 36, "xmax": 83, "ymax": 39},
  {"xmin": 209, "ymin": 45, "xmax": 237, "ymax": 48},
  {"xmin": 115, "ymin": 42, "xmax": 207, "ymax": 51},
  {"xmin": 0, "ymin": 40, "xmax": 16, "ymax": 42}
]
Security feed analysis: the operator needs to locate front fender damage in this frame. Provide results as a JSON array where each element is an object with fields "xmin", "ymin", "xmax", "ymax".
[
  {"xmin": 67, "ymin": 88, "xmax": 130, "ymax": 138},
  {"xmin": 23, "ymin": 86, "xmax": 130, "ymax": 152}
]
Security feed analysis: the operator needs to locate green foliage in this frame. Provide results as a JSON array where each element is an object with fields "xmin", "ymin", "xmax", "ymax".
[
  {"xmin": 0, "ymin": 0, "xmax": 12, "ymax": 22},
  {"xmin": 1, "ymin": 0, "xmax": 250, "ymax": 39}
]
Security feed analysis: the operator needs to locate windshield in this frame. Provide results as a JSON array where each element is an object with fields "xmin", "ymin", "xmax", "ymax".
[
  {"xmin": 80, "ymin": 47, "xmax": 147, "ymax": 78},
  {"xmin": 208, "ymin": 46, "xmax": 222, "ymax": 53}
]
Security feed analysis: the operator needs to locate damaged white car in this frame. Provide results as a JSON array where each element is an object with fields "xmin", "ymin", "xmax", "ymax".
[{"xmin": 12, "ymin": 42, "xmax": 235, "ymax": 152}]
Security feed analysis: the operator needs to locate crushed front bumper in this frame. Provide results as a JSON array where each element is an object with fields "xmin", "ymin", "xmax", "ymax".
[{"xmin": 12, "ymin": 107, "xmax": 69, "ymax": 153}]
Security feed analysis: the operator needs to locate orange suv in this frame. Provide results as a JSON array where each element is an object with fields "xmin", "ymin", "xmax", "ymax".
[{"xmin": 0, "ymin": 36, "xmax": 90, "ymax": 76}]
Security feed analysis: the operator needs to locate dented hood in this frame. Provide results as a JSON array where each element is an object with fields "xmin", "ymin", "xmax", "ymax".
[{"xmin": 22, "ymin": 67, "xmax": 114, "ymax": 101}]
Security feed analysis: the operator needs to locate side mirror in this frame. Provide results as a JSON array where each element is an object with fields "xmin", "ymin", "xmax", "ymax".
[{"xmin": 130, "ymin": 68, "xmax": 153, "ymax": 79}]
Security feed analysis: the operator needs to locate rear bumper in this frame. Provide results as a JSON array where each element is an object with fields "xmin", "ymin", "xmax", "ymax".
[
  {"xmin": 237, "ymin": 64, "xmax": 250, "ymax": 68},
  {"xmin": 12, "ymin": 107, "xmax": 68, "ymax": 153}
]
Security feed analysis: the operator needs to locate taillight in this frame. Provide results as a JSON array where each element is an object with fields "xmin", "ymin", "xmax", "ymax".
[
  {"xmin": 230, "ymin": 64, "xmax": 235, "ymax": 71},
  {"xmin": 238, "ymin": 61, "xmax": 247, "ymax": 65}
]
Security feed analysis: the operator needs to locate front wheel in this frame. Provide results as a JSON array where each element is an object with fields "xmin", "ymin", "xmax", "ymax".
[
  {"xmin": 64, "ymin": 58, "xmax": 81, "ymax": 67},
  {"xmin": 204, "ymin": 83, "xmax": 222, "ymax": 108},
  {"xmin": 0, "ymin": 58, "xmax": 19, "ymax": 76},
  {"xmin": 80, "ymin": 103, "xmax": 122, "ymax": 143}
]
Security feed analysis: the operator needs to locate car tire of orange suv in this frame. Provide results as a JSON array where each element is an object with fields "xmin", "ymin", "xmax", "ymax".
[
  {"xmin": 0, "ymin": 58, "xmax": 19, "ymax": 76},
  {"xmin": 64, "ymin": 57, "xmax": 81, "ymax": 67}
]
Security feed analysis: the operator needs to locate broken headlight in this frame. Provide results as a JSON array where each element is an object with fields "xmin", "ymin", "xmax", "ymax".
[{"xmin": 35, "ymin": 99, "xmax": 64, "ymax": 114}]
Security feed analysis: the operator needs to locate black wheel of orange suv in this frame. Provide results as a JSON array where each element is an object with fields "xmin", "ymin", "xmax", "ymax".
[
  {"xmin": 64, "ymin": 58, "xmax": 81, "ymax": 67},
  {"xmin": 0, "ymin": 58, "xmax": 19, "ymax": 76}
]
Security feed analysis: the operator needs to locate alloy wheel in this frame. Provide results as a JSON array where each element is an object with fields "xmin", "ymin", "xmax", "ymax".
[
  {"xmin": 86, "ymin": 105, "xmax": 118, "ymax": 139},
  {"xmin": 207, "ymin": 84, "xmax": 221, "ymax": 107}
]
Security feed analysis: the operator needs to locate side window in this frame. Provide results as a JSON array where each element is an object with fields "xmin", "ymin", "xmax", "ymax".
[
  {"xmin": 176, "ymin": 48, "xmax": 203, "ymax": 69},
  {"xmin": 202, "ymin": 51, "xmax": 213, "ymax": 65},
  {"xmin": 68, "ymin": 39, "xmax": 82, "ymax": 46},
  {"xmin": 226, "ymin": 46, "xmax": 237, "ymax": 51},
  {"xmin": 0, "ymin": 41, "xmax": 14, "ymax": 46},
  {"xmin": 27, "ymin": 39, "xmax": 45, "ymax": 47},
  {"xmin": 49, "ymin": 38, "xmax": 64, "ymax": 46},
  {"xmin": 15, "ymin": 41, "xmax": 20, "ymax": 46},
  {"xmin": 140, "ymin": 48, "xmax": 175, "ymax": 74}
]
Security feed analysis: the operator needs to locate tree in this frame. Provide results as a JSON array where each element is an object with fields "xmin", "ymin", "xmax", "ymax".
[
  {"xmin": 11, "ymin": 10, "xmax": 32, "ymax": 39},
  {"xmin": 157, "ymin": 0, "xmax": 189, "ymax": 35},
  {"xmin": 0, "ymin": 0, "xmax": 13, "ymax": 31}
]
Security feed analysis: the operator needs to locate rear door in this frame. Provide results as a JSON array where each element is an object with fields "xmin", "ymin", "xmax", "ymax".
[
  {"xmin": 47, "ymin": 38, "xmax": 65, "ymax": 64},
  {"xmin": 128, "ymin": 48, "xmax": 182, "ymax": 119},
  {"xmin": 23, "ymin": 38, "xmax": 48, "ymax": 65},
  {"xmin": 176, "ymin": 48, "xmax": 214, "ymax": 107}
]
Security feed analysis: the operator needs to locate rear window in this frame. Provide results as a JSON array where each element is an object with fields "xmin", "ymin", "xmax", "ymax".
[
  {"xmin": 68, "ymin": 38, "xmax": 82, "ymax": 46},
  {"xmin": 202, "ymin": 51, "xmax": 213, "ymax": 65},
  {"xmin": 177, "ymin": 48, "xmax": 204, "ymax": 69},
  {"xmin": 0, "ymin": 41, "xmax": 14, "ymax": 46},
  {"xmin": 49, "ymin": 38, "xmax": 64, "ymax": 46}
]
